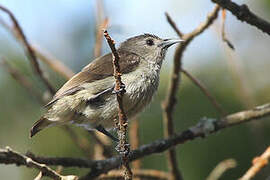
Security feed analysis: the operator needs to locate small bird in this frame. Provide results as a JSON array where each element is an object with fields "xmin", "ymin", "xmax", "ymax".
[{"xmin": 30, "ymin": 34, "xmax": 182, "ymax": 141}]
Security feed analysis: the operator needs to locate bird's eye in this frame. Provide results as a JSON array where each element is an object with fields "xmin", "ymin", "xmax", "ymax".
[{"xmin": 146, "ymin": 39, "xmax": 154, "ymax": 46}]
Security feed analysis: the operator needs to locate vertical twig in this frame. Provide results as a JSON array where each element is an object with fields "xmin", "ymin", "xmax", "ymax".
[
  {"xmin": 103, "ymin": 30, "xmax": 132, "ymax": 180},
  {"xmin": 221, "ymin": 9, "xmax": 234, "ymax": 50},
  {"xmin": 0, "ymin": 5, "xmax": 55, "ymax": 94},
  {"xmin": 163, "ymin": 6, "xmax": 220, "ymax": 180}
]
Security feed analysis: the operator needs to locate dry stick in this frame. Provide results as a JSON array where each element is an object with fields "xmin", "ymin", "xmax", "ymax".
[
  {"xmin": 221, "ymin": 9, "xmax": 235, "ymax": 50},
  {"xmin": 0, "ymin": 5, "xmax": 55, "ymax": 94},
  {"xmin": 99, "ymin": 169, "xmax": 171, "ymax": 180},
  {"xmin": 163, "ymin": 5, "xmax": 220, "ymax": 180},
  {"xmin": 1, "ymin": 103, "xmax": 270, "ymax": 178},
  {"xmin": 1, "ymin": 147, "xmax": 78, "ymax": 180},
  {"xmin": 181, "ymin": 69, "xmax": 226, "ymax": 116},
  {"xmin": 103, "ymin": 30, "xmax": 132, "ymax": 180},
  {"xmin": 206, "ymin": 159, "xmax": 237, "ymax": 180},
  {"xmin": 240, "ymin": 146, "xmax": 270, "ymax": 180},
  {"xmin": 211, "ymin": 0, "xmax": 270, "ymax": 35}
]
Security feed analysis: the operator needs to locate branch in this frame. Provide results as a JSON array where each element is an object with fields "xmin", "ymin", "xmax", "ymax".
[
  {"xmin": 80, "ymin": 103, "xmax": 270, "ymax": 179},
  {"xmin": 181, "ymin": 69, "xmax": 226, "ymax": 116},
  {"xmin": 1, "ymin": 103, "xmax": 270, "ymax": 178},
  {"xmin": 206, "ymin": 159, "xmax": 237, "ymax": 180},
  {"xmin": 240, "ymin": 146, "xmax": 270, "ymax": 180},
  {"xmin": 0, "ymin": 147, "xmax": 78, "ymax": 180},
  {"xmin": 98, "ymin": 169, "xmax": 171, "ymax": 180},
  {"xmin": 162, "ymin": 5, "xmax": 220, "ymax": 180},
  {"xmin": 0, "ymin": 5, "xmax": 55, "ymax": 94},
  {"xmin": 221, "ymin": 9, "xmax": 235, "ymax": 50},
  {"xmin": 211, "ymin": 0, "xmax": 270, "ymax": 35},
  {"xmin": 103, "ymin": 30, "xmax": 132, "ymax": 180}
]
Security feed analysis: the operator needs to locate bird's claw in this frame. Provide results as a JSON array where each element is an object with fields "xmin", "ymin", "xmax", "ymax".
[{"xmin": 112, "ymin": 83, "xmax": 126, "ymax": 94}]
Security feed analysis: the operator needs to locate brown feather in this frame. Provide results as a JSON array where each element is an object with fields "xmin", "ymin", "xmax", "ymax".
[{"xmin": 46, "ymin": 50, "xmax": 141, "ymax": 107}]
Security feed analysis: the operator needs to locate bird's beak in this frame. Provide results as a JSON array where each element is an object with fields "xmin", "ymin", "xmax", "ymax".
[{"xmin": 160, "ymin": 39, "xmax": 184, "ymax": 48}]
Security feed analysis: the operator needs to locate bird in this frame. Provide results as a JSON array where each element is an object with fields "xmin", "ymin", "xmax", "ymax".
[{"xmin": 30, "ymin": 33, "xmax": 182, "ymax": 141}]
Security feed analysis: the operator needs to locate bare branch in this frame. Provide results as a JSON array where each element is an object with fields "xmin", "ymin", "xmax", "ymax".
[
  {"xmin": 0, "ymin": 147, "xmax": 78, "ymax": 180},
  {"xmin": 206, "ymin": 159, "xmax": 237, "ymax": 180},
  {"xmin": 240, "ymin": 146, "xmax": 270, "ymax": 180},
  {"xmin": 181, "ymin": 69, "xmax": 226, "ymax": 116},
  {"xmin": 98, "ymin": 169, "xmax": 171, "ymax": 180},
  {"xmin": 163, "ymin": 5, "xmax": 220, "ymax": 180},
  {"xmin": 212, "ymin": 0, "xmax": 270, "ymax": 35},
  {"xmin": 221, "ymin": 9, "xmax": 235, "ymax": 50},
  {"xmin": 0, "ymin": 5, "xmax": 55, "ymax": 94},
  {"xmin": 82, "ymin": 103, "xmax": 270, "ymax": 179},
  {"xmin": 103, "ymin": 30, "xmax": 132, "ymax": 180},
  {"xmin": 165, "ymin": 12, "xmax": 183, "ymax": 38},
  {"xmin": 1, "ymin": 103, "xmax": 270, "ymax": 178}
]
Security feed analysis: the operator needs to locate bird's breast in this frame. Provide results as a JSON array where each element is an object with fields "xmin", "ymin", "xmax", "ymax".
[{"xmin": 121, "ymin": 62, "xmax": 161, "ymax": 117}]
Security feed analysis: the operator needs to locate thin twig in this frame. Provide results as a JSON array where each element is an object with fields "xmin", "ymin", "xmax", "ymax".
[
  {"xmin": 1, "ymin": 147, "xmax": 78, "ymax": 180},
  {"xmin": 221, "ymin": 9, "xmax": 235, "ymax": 50},
  {"xmin": 165, "ymin": 12, "xmax": 183, "ymax": 38},
  {"xmin": 98, "ymin": 169, "xmax": 171, "ymax": 180},
  {"xmin": 211, "ymin": 0, "xmax": 270, "ymax": 35},
  {"xmin": 240, "ymin": 146, "xmax": 270, "ymax": 180},
  {"xmin": 181, "ymin": 69, "xmax": 226, "ymax": 116},
  {"xmin": 0, "ymin": 5, "xmax": 55, "ymax": 94},
  {"xmin": 103, "ymin": 30, "xmax": 132, "ymax": 180},
  {"xmin": 163, "ymin": 5, "xmax": 220, "ymax": 180},
  {"xmin": 206, "ymin": 159, "xmax": 237, "ymax": 180}
]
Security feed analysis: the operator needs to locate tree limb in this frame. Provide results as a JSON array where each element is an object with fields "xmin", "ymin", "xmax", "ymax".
[
  {"xmin": 1, "ymin": 103, "xmax": 270, "ymax": 178},
  {"xmin": 162, "ymin": 5, "xmax": 220, "ymax": 180},
  {"xmin": 0, "ymin": 147, "xmax": 78, "ymax": 180},
  {"xmin": 211, "ymin": 0, "xmax": 270, "ymax": 35}
]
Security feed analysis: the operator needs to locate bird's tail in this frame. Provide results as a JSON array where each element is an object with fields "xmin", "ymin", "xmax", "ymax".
[{"xmin": 30, "ymin": 117, "xmax": 52, "ymax": 138}]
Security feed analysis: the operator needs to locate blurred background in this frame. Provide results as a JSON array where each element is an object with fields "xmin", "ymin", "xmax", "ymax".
[{"xmin": 0, "ymin": 0, "xmax": 270, "ymax": 179}]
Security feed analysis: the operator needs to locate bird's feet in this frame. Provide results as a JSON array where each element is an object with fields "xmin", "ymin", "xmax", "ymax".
[{"xmin": 112, "ymin": 83, "xmax": 126, "ymax": 94}]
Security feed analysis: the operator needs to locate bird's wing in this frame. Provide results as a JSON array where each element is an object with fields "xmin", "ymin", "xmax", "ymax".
[{"xmin": 45, "ymin": 50, "xmax": 141, "ymax": 107}]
